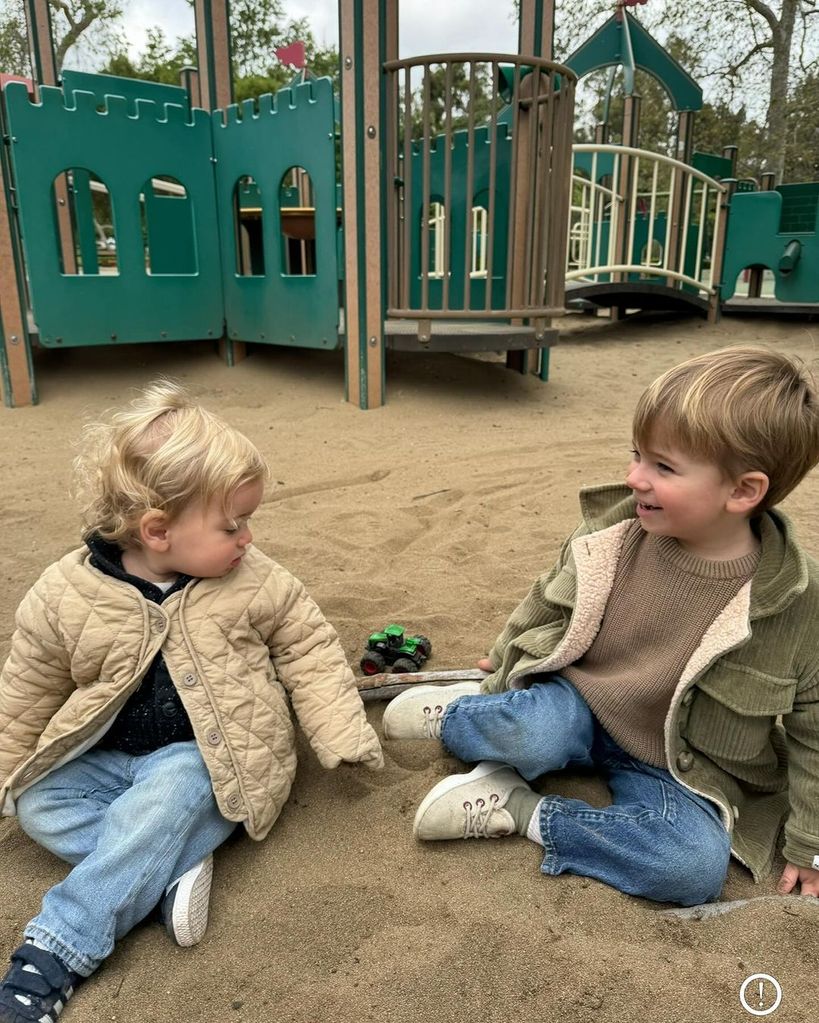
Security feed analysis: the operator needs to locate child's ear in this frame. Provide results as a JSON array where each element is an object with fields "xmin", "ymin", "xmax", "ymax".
[
  {"xmin": 138, "ymin": 510, "xmax": 170, "ymax": 552},
  {"xmin": 727, "ymin": 472, "xmax": 769, "ymax": 515}
]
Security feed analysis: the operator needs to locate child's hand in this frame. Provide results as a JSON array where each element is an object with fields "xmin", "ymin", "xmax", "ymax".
[
  {"xmin": 777, "ymin": 862, "xmax": 819, "ymax": 897},
  {"xmin": 477, "ymin": 657, "xmax": 492, "ymax": 672}
]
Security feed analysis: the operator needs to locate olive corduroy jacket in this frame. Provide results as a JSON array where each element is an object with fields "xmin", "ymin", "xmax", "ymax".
[{"xmin": 481, "ymin": 484, "xmax": 819, "ymax": 880}]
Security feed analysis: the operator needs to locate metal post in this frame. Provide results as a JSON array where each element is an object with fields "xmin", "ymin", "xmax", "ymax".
[{"xmin": 339, "ymin": 0, "xmax": 392, "ymax": 408}]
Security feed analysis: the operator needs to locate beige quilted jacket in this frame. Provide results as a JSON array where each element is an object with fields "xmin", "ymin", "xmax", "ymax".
[{"xmin": 0, "ymin": 545, "xmax": 383, "ymax": 839}]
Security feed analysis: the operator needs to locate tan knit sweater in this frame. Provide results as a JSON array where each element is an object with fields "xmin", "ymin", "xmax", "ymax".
[{"xmin": 562, "ymin": 521, "xmax": 759, "ymax": 766}]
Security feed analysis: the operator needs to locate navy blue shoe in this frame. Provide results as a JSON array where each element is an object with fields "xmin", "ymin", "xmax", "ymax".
[{"xmin": 0, "ymin": 943, "xmax": 80, "ymax": 1022}]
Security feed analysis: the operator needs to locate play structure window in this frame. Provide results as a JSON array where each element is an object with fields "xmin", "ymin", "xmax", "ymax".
[
  {"xmin": 52, "ymin": 169, "xmax": 118, "ymax": 276},
  {"xmin": 641, "ymin": 239, "xmax": 664, "ymax": 267},
  {"xmin": 425, "ymin": 201, "xmax": 445, "ymax": 278},
  {"xmin": 279, "ymin": 167, "xmax": 316, "ymax": 276},
  {"xmin": 234, "ymin": 175, "xmax": 265, "ymax": 277},
  {"xmin": 139, "ymin": 176, "xmax": 197, "ymax": 276},
  {"xmin": 470, "ymin": 206, "xmax": 488, "ymax": 278}
]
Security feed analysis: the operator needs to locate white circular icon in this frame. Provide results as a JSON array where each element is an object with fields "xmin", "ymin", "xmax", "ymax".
[{"xmin": 739, "ymin": 974, "xmax": 782, "ymax": 1016}]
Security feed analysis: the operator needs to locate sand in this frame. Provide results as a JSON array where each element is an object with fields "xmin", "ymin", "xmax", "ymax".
[{"xmin": 1, "ymin": 311, "xmax": 818, "ymax": 1022}]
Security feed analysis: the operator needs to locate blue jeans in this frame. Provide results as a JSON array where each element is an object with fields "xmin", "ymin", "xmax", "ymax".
[
  {"xmin": 441, "ymin": 677, "xmax": 731, "ymax": 906},
  {"xmin": 15, "ymin": 741, "xmax": 237, "ymax": 976}
]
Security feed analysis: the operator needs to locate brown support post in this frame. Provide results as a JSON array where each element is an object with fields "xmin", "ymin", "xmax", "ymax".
[
  {"xmin": 24, "ymin": 0, "xmax": 76, "ymax": 276},
  {"xmin": 24, "ymin": 0, "xmax": 57, "ymax": 91},
  {"xmin": 0, "ymin": 110, "xmax": 35, "ymax": 406},
  {"xmin": 665, "ymin": 110, "xmax": 694, "ymax": 292},
  {"xmin": 180, "ymin": 66, "xmax": 202, "ymax": 109},
  {"xmin": 518, "ymin": 0, "xmax": 555, "ymax": 60},
  {"xmin": 609, "ymin": 93, "xmax": 640, "ymax": 320},
  {"xmin": 513, "ymin": 1, "xmax": 556, "ymax": 374},
  {"xmin": 339, "ymin": 0, "xmax": 390, "ymax": 407},
  {"xmin": 192, "ymin": 0, "xmax": 242, "ymax": 364},
  {"xmin": 707, "ymin": 180, "xmax": 733, "ymax": 324},
  {"xmin": 194, "ymin": 0, "xmax": 234, "ymax": 112}
]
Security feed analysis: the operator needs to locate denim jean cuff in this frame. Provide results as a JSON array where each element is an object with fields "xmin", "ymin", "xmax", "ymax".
[
  {"xmin": 535, "ymin": 795, "xmax": 562, "ymax": 876},
  {"xmin": 24, "ymin": 924, "xmax": 99, "ymax": 977}
]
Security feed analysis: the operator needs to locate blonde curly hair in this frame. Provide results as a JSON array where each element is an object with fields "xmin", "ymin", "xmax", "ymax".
[{"xmin": 73, "ymin": 379, "xmax": 269, "ymax": 545}]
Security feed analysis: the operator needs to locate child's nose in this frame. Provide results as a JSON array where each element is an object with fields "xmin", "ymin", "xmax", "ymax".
[
  {"xmin": 239, "ymin": 526, "xmax": 252, "ymax": 547},
  {"xmin": 625, "ymin": 463, "xmax": 647, "ymax": 490}
]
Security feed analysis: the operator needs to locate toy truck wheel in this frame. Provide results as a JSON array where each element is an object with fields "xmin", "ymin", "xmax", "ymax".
[
  {"xmin": 415, "ymin": 636, "xmax": 432, "ymax": 658},
  {"xmin": 360, "ymin": 651, "xmax": 387, "ymax": 675},
  {"xmin": 392, "ymin": 657, "xmax": 418, "ymax": 674}
]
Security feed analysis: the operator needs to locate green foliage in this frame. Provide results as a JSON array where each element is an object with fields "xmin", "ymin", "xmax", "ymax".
[
  {"xmin": 407, "ymin": 62, "xmax": 496, "ymax": 140},
  {"xmin": 0, "ymin": 0, "xmax": 29, "ymax": 77},
  {"xmin": 97, "ymin": 8, "xmax": 338, "ymax": 104},
  {"xmin": 100, "ymin": 28, "xmax": 196, "ymax": 85},
  {"xmin": 784, "ymin": 73, "xmax": 819, "ymax": 182}
]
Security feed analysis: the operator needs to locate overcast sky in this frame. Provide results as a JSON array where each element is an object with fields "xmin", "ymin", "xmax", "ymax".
[{"xmin": 118, "ymin": 0, "xmax": 521, "ymax": 60}]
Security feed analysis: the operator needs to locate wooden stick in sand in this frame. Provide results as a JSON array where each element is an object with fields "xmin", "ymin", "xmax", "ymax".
[{"xmin": 356, "ymin": 668, "xmax": 487, "ymax": 702}]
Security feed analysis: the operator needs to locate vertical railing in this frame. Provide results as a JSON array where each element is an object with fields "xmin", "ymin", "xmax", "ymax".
[
  {"xmin": 567, "ymin": 143, "xmax": 726, "ymax": 298},
  {"xmin": 384, "ymin": 53, "xmax": 576, "ymax": 322}
]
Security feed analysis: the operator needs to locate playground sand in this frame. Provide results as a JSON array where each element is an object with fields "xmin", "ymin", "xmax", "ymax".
[{"xmin": 2, "ymin": 313, "xmax": 818, "ymax": 1022}]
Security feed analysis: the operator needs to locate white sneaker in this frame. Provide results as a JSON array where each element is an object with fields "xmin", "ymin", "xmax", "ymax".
[
  {"xmin": 161, "ymin": 855, "xmax": 213, "ymax": 947},
  {"xmin": 414, "ymin": 761, "xmax": 532, "ymax": 840},
  {"xmin": 382, "ymin": 681, "xmax": 482, "ymax": 739}
]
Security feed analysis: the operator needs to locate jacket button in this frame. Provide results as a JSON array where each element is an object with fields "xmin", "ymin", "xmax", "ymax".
[
  {"xmin": 226, "ymin": 792, "xmax": 242, "ymax": 811},
  {"xmin": 732, "ymin": 804, "xmax": 740, "ymax": 821},
  {"xmin": 182, "ymin": 673, "xmax": 197, "ymax": 687},
  {"xmin": 161, "ymin": 701, "xmax": 177, "ymax": 718},
  {"xmin": 677, "ymin": 751, "xmax": 694, "ymax": 772},
  {"xmin": 681, "ymin": 690, "xmax": 694, "ymax": 707},
  {"xmin": 151, "ymin": 620, "xmax": 166, "ymax": 635},
  {"xmin": 206, "ymin": 730, "xmax": 222, "ymax": 746}
]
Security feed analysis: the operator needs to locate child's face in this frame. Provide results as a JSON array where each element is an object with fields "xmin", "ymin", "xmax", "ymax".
[
  {"xmin": 626, "ymin": 435, "xmax": 744, "ymax": 556},
  {"xmin": 163, "ymin": 478, "xmax": 264, "ymax": 578}
]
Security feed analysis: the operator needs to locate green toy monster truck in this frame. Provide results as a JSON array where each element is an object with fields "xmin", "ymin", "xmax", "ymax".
[{"xmin": 360, "ymin": 625, "xmax": 432, "ymax": 675}]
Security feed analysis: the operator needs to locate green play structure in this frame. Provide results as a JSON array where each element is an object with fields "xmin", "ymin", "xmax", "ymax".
[
  {"xmin": 721, "ymin": 184, "xmax": 819, "ymax": 307},
  {"xmin": 2, "ymin": 0, "xmax": 817, "ymax": 411},
  {"xmin": 3, "ymin": 68, "xmax": 339, "ymax": 351},
  {"xmin": 1, "ymin": 0, "xmax": 574, "ymax": 408}
]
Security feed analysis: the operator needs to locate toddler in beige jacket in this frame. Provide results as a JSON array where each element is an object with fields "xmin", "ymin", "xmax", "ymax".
[{"xmin": 0, "ymin": 381, "xmax": 382, "ymax": 1023}]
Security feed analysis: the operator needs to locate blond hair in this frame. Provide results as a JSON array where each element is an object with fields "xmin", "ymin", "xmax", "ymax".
[
  {"xmin": 73, "ymin": 380, "xmax": 269, "ymax": 544},
  {"xmin": 632, "ymin": 345, "xmax": 819, "ymax": 512}
]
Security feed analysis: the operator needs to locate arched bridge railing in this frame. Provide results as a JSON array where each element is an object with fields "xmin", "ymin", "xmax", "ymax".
[
  {"xmin": 568, "ymin": 143, "xmax": 727, "ymax": 301},
  {"xmin": 383, "ymin": 53, "xmax": 577, "ymax": 329}
]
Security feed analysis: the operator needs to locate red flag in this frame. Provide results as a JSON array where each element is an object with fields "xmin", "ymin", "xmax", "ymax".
[{"xmin": 275, "ymin": 42, "xmax": 306, "ymax": 70}]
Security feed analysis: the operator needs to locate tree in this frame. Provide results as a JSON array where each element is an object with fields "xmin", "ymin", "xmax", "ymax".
[
  {"xmin": 552, "ymin": 0, "xmax": 818, "ymax": 183},
  {"xmin": 0, "ymin": 0, "xmax": 123, "ymax": 75},
  {"xmin": 784, "ymin": 70, "xmax": 819, "ymax": 180},
  {"xmin": 50, "ymin": 0, "xmax": 122, "ymax": 70},
  {"xmin": 0, "ymin": 0, "xmax": 30, "ymax": 75}
]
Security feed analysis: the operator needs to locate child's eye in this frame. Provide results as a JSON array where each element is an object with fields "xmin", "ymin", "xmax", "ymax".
[
  {"xmin": 657, "ymin": 462, "xmax": 674, "ymax": 473},
  {"xmin": 629, "ymin": 448, "xmax": 640, "ymax": 461}
]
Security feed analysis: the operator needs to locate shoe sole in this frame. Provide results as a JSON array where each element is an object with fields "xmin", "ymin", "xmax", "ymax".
[
  {"xmin": 167, "ymin": 855, "xmax": 213, "ymax": 947},
  {"xmin": 383, "ymin": 681, "xmax": 482, "ymax": 739},
  {"xmin": 413, "ymin": 760, "xmax": 517, "ymax": 839}
]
